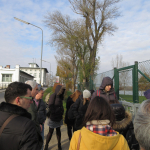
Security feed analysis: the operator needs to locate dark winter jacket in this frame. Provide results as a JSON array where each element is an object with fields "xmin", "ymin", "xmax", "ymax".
[
  {"xmin": 72, "ymin": 94, "xmax": 90, "ymax": 130},
  {"xmin": 92, "ymin": 77, "xmax": 119, "ymax": 104},
  {"xmin": 64, "ymin": 96, "xmax": 75, "ymax": 125},
  {"xmin": 28, "ymin": 100, "xmax": 43, "ymax": 147},
  {"xmin": 36, "ymin": 99, "xmax": 46, "ymax": 125},
  {"xmin": 111, "ymin": 103, "xmax": 139, "ymax": 150},
  {"xmin": 48, "ymin": 85, "xmax": 65, "ymax": 122},
  {"xmin": 0, "ymin": 102, "xmax": 42, "ymax": 150}
]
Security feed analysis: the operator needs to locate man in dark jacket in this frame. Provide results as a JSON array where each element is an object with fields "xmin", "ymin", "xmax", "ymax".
[
  {"xmin": 25, "ymin": 80, "xmax": 43, "ymax": 148},
  {"xmin": 0, "ymin": 82, "xmax": 42, "ymax": 150},
  {"xmin": 35, "ymin": 84, "xmax": 46, "ymax": 150},
  {"xmin": 92, "ymin": 76, "xmax": 119, "ymax": 104}
]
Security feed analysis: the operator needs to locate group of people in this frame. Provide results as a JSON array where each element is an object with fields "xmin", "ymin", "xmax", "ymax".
[
  {"xmin": 0, "ymin": 77, "xmax": 150, "ymax": 150},
  {"xmin": 64, "ymin": 77, "xmax": 138, "ymax": 150}
]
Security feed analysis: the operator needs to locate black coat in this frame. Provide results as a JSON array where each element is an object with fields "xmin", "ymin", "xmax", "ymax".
[
  {"xmin": 48, "ymin": 85, "xmax": 65, "ymax": 122},
  {"xmin": 64, "ymin": 96, "xmax": 75, "ymax": 125},
  {"xmin": 0, "ymin": 102, "xmax": 42, "ymax": 150},
  {"xmin": 36, "ymin": 99, "xmax": 46, "ymax": 125},
  {"xmin": 72, "ymin": 95, "xmax": 89, "ymax": 130},
  {"xmin": 111, "ymin": 103, "xmax": 139, "ymax": 150},
  {"xmin": 92, "ymin": 77, "xmax": 118, "ymax": 104}
]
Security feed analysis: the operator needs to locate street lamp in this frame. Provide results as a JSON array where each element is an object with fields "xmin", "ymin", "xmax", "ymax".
[
  {"xmin": 14, "ymin": 17, "xmax": 43, "ymax": 85},
  {"xmin": 41, "ymin": 59, "xmax": 53, "ymax": 86}
]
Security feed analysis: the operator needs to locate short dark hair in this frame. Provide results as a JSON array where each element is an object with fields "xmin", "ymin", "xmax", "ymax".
[
  {"xmin": 5, "ymin": 82, "xmax": 32, "ymax": 103},
  {"xmin": 83, "ymin": 96, "xmax": 115, "ymax": 126}
]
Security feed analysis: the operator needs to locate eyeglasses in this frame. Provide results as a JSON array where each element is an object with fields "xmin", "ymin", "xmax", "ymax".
[{"xmin": 20, "ymin": 96, "xmax": 33, "ymax": 101}]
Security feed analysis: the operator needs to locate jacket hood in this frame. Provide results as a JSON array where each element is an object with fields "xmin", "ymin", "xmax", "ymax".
[
  {"xmin": 112, "ymin": 111, "xmax": 132, "ymax": 130},
  {"xmin": 100, "ymin": 77, "xmax": 113, "ymax": 90},
  {"xmin": 0, "ymin": 102, "xmax": 31, "ymax": 119},
  {"xmin": 80, "ymin": 127, "xmax": 121, "ymax": 150},
  {"xmin": 55, "ymin": 85, "xmax": 66, "ymax": 96}
]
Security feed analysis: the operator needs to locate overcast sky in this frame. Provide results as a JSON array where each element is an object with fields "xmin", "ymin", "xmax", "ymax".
[{"xmin": 0, "ymin": 0, "xmax": 150, "ymax": 76}]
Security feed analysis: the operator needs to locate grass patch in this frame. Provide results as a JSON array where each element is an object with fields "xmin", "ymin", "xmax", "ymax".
[
  {"xmin": 63, "ymin": 91, "xmax": 72, "ymax": 123},
  {"xmin": 43, "ymin": 87, "xmax": 53, "ymax": 102},
  {"xmin": 63, "ymin": 101, "xmax": 66, "ymax": 123},
  {"xmin": 119, "ymin": 94, "xmax": 146, "ymax": 103}
]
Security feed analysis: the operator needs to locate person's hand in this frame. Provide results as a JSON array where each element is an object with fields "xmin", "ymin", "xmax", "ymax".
[
  {"xmin": 40, "ymin": 124, "xmax": 42, "ymax": 132},
  {"xmin": 35, "ymin": 94, "xmax": 40, "ymax": 100}
]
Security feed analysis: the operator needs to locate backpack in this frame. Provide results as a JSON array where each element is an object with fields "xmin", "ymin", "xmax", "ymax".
[{"xmin": 125, "ymin": 123, "xmax": 139, "ymax": 150}]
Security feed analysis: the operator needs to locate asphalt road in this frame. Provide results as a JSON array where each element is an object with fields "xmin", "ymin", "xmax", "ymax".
[{"xmin": 0, "ymin": 91, "xmax": 5, "ymax": 103}]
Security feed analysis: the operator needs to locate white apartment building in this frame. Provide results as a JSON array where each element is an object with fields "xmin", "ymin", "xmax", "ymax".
[
  {"xmin": 20, "ymin": 63, "xmax": 48, "ymax": 86},
  {"xmin": 0, "ymin": 65, "xmax": 34, "ymax": 86}
]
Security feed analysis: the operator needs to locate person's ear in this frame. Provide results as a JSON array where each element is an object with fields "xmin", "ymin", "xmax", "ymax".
[{"xmin": 15, "ymin": 97, "xmax": 21, "ymax": 105}]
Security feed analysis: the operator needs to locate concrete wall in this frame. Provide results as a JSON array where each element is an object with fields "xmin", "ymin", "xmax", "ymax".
[
  {"xmin": 0, "ymin": 65, "xmax": 20, "ymax": 84},
  {"xmin": 0, "ymin": 65, "xmax": 34, "ymax": 85},
  {"xmin": 20, "ymin": 71, "xmax": 34, "ymax": 83}
]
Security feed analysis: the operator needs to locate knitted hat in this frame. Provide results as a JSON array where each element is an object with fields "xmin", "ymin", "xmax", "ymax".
[
  {"xmin": 83, "ymin": 89, "xmax": 91, "ymax": 98},
  {"xmin": 144, "ymin": 89, "xmax": 150, "ymax": 99}
]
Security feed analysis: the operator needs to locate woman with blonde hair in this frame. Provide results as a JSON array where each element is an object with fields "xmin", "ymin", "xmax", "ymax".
[
  {"xmin": 71, "ymin": 89, "xmax": 91, "ymax": 131},
  {"xmin": 65, "ymin": 90, "xmax": 82, "ymax": 140}
]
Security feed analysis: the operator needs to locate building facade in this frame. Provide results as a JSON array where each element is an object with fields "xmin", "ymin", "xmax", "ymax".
[
  {"xmin": 0, "ymin": 65, "xmax": 34, "ymax": 88},
  {"xmin": 20, "ymin": 63, "xmax": 48, "ymax": 86}
]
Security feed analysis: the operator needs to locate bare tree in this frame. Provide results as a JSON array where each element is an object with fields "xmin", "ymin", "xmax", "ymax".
[
  {"xmin": 112, "ymin": 54, "xmax": 130, "ymax": 95},
  {"xmin": 69, "ymin": 0, "xmax": 120, "ymax": 77},
  {"xmin": 44, "ymin": 11, "xmax": 100, "ymax": 86}
]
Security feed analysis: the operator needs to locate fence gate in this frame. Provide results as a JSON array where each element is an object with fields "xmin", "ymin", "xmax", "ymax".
[{"xmin": 114, "ymin": 61, "xmax": 150, "ymax": 103}]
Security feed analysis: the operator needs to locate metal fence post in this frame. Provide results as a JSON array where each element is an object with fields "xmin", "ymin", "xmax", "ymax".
[
  {"xmin": 133, "ymin": 61, "xmax": 139, "ymax": 103},
  {"xmin": 135, "ymin": 61, "xmax": 139, "ymax": 103},
  {"xmin": 114, "ymin": 68, "xmax": 119, "ymax": 100}
]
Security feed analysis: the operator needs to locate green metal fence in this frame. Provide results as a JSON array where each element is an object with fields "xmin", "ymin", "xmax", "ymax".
[{"xmin": 78, "ymin": 60, "xmax": 150, "ymax": 103}]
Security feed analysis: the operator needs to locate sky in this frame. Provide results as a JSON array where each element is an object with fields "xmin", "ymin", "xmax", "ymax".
[{"xmin": 0, "ymin": 0, "xmax": 150, "ymax": 76}]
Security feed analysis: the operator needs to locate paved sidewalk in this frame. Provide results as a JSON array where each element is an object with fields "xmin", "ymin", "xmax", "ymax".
[
  {"xmin": 44, "ymin": 119, "xmax": 70, "ymax": 150},
  {"xmin": 0, "ymin": 89, "xmax": 5, "ymax": 93}
]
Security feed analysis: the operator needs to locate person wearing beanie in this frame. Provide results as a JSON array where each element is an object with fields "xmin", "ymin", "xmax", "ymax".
[
  {"xmin": 144, "ymin": 89, "xmax": 150, "ymax": 99},
  {"xmin": 71, "ymin": 89, "xmax": 91, "ymax": 131}
]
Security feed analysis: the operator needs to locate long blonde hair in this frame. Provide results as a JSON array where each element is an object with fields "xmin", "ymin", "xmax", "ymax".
[{"xmin": 70, "ymin": 90, "xmax": 82, "ymax": 102}]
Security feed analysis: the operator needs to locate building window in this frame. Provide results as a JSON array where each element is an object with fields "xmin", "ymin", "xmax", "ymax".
[
  {"xmin": 35, "ymin": 70, "xmax": 36, "ymax": 71},
  {"xmin": 25, "ymin": 69, "xmax": 27, "ymax": 71},
  {"xmin": 30, "ymin": 69, "xmax": 32, "ymax": 71},
  {"xmin": 34, "ymin": 73, "xmax": 36, "ymax": 77},
  {"xmin": 2, "ymin": 74, "xmax": 12, "ymax": 82}
]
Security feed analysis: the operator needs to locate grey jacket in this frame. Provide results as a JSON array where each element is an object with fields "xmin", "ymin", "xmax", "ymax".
[{"xmin": 28, "ymin": 101, "xmax": 43, "ymax": 147}]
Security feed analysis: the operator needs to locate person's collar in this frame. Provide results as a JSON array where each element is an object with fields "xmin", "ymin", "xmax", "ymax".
[
  {"xmin": 0, "ymin": 102, "xmax": 31, "ymax": 119},
  {"xmin": 86, "ymin": 120, "xmax": 110, "ymax": 126}
]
